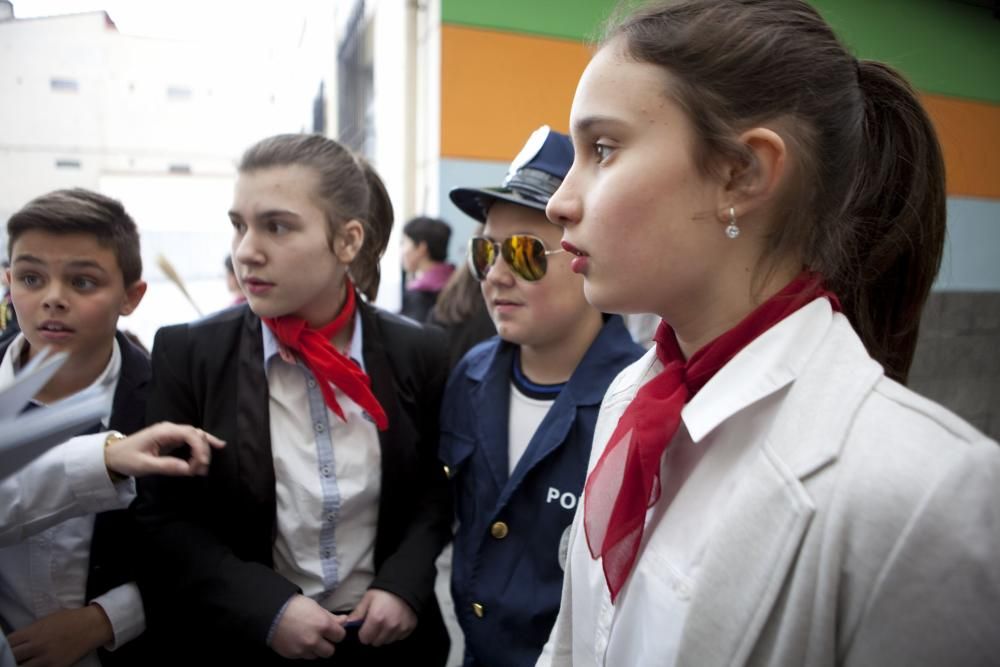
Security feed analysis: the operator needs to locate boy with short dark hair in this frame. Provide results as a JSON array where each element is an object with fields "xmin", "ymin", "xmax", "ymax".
[{"xmin": 0, "ymin": 188, "xmax": 222, "ymax": 667}]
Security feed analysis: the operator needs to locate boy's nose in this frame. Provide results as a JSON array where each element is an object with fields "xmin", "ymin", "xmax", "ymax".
[
  {"xmin": 484, "ymin": 253, "xmax": 517, "ymax": 287},
  {"xmin": 41, "ymin": 284, "xmax": 68, "ymax": 310}
]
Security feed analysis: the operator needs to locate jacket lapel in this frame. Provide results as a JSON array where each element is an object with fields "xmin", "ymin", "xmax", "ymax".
[
  {"xmin": 357, "ymin": 302, "xmax": 426, "ymax": 565},
  {"xmin": 359, "ymin": 302, "xmax": 417, "ymax": 492},
  {"xmin": 108, "ymin": 330, "xmax": 150, "ymax": 435},
  {"xmin": 677, "ymin": 316, "xmax": 884, "ymax": 666},
  {"xmin": 676, "ymin": 446, "xmax": 816, "ymax": 666},
  {"xmin": 467, "ymin": 342, "xmax": 515, "ymax": 495},
  {"xmin": 502, "ymin": 316, "xmax": 641, "ymax": 504},
  {"xmin": 235, "ymin": 310, "xmax": 277, "ymax": 533}
]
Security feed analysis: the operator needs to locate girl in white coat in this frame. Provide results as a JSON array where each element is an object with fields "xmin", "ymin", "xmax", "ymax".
[{"xmin": 540, "ymin": 1, "xmax": 1000, "ymax": 665}]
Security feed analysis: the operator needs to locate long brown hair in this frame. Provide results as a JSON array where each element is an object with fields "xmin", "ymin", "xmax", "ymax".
[
  {"xmin": 238, "ymin": 133, "xmax": 393, "ymax": 301},
  {"xmin": 609, "ymin": 0, "xmax": 945, "ymax": 383}
]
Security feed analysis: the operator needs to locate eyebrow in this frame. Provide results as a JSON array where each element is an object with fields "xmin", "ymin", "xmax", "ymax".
[
  {"xmin": 571, "ymin": 114, "xmax": 628, "ymax": 134},
  {"xmin": 12, "ymin": 254, "xmax": 108, "ymax": 274},
  {"xmin": 228, "ymin": 208, "xmax": 301, "ymax": 221}
]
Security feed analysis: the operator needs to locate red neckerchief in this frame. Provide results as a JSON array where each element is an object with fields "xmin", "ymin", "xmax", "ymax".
[
  {"xmin": 584, "ymin": 272, "xmax": 840, "ymax": 602},
  {"xmin": 262, "ymin": 280, "xmax": 388, "ymax": 431}
]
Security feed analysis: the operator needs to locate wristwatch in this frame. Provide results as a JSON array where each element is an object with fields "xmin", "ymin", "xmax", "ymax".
[{"xmin": 103, "ymin": 431, "xmax": 129, "ymax": 483}]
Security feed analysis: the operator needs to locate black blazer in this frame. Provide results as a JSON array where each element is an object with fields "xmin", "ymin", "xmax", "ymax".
[
  {"xmin": 133, "ymin": 300, "xmax": 452, "ymax": 665},
  {"xmin": 0, "ymin": 330, "xmax": 152, "ymax": 667}
]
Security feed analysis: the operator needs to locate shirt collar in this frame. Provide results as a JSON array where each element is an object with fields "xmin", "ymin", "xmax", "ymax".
[
  {"xmin": 681, "ymin": 297, "xmax": 834, "ymax": 443},
  {"xmin": 0, "ymin": 332, "xmax": 122, "ymax": 426},
  {"xmin": 262, "ymin": 311, "xmax": 366, "ymax": 378}
]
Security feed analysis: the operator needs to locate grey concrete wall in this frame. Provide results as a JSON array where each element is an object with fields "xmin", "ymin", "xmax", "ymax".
[{"xmin": 909, "ymin": 291, "xmax": 1000, "ymax": 441}]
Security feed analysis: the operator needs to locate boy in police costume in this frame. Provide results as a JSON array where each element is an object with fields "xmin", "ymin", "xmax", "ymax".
[{"xmin": 439, "ymin": 127, "xmax": 643, "ymax": 666}]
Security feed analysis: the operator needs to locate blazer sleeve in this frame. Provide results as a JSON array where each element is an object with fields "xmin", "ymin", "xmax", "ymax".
[
  {"xmin": 133, "ymin": 323, "xmax": 298, "ymax": 648},
  {"xmin": 368, "ymin": 320, "xmax": 454, "ymax": 615}
]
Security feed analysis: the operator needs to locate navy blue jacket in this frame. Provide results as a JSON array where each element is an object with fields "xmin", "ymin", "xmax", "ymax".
[{"xmin": 440, "ymin": 316, "xmax": 643, "ymax": 667}]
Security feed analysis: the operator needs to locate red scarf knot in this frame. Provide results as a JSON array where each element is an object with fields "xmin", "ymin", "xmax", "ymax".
[
  {"xmin": 583, "ymin": 272, "xmax": 839, "ymax": 602},
  {"xmin": 263, "ymin": 279, "xmax": 388, "ymax": 431}
]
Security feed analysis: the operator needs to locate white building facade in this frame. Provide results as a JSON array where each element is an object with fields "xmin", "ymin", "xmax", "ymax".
[{"xmin": 0, "ymin": 7, "xmax": 331, "ymax": 344}]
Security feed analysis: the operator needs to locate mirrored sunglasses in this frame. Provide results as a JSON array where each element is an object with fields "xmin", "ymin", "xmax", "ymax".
[{"xmin": 468, "ymin": 234, "xmax": 565, "ymax": 282}]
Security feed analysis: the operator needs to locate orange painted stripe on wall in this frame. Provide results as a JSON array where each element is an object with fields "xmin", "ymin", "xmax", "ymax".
[
  {"xmin": 441, "ymin": 25, "xmax": 1000, "ymax": 200},
  {"xmin": 922, "ymin": 94, "xmax": 1000, "ymax": 200},
  {"xmin": 440, "ymin": 24, "xmax": 591, "ymax": 162}
]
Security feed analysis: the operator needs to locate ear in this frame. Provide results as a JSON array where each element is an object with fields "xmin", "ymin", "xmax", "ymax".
[
  {"xmin": 333, "ymin": 219, "xmax": 365, "ymax": 264},
  {"xmin": 120, "ymin": 280, "xmax": 147, "ymax": 316},
  {"xmin": 717, "ymin": 127, "xmax": 787, "ymax": 219},
  {"xmin": 3, "ymin": 268, "xmax": 11, "ymax": 289}
]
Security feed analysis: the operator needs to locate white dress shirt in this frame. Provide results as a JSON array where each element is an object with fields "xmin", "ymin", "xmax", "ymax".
[
  {"xmin": 266, "ymin": 314, "xmax": 381, "ymax": 614},
  {"xmin": 0, "ymin": 334, "xmax": 144, "ymax": 666}
]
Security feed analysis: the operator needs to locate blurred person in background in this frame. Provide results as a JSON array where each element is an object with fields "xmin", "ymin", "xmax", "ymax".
[{"xmin": 400, "ymin": 216, "xmax": 454, "ymax": 322}]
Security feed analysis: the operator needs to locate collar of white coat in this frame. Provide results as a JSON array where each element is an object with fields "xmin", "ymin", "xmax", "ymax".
[{"xmin": 682, "ymin": 297, "xmax": 834, "ymax": 443}]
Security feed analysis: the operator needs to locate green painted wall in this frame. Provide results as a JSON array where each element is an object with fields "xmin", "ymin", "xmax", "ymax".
[
  {"xmin": 812, "ymin": 0, "xmax": 999, "ymax": 104},
  {"xmin": 441, "ymin": 0, "xmax": 1000, "ymax": 103},
  {"xmin": 441, "ymin": 0, "xmax": 616, "ymax": 42}
]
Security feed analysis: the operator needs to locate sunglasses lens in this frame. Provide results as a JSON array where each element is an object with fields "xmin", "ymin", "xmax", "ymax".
[
  {"xmin": 503, "ymin": 235, "xmax": 547, "ymax": 281},
  {"xmin": 468, "ymin": 237, "xmax": 494, "ymax": 281}
]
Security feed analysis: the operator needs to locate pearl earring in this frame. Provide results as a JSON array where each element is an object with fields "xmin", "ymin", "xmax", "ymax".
[{"xmin": 725, "ymin": 206, "xmax": 740, "ymax": 239}]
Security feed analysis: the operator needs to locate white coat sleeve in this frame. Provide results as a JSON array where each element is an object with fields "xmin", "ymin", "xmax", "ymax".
[{"xmin": 0, "ymin": 433, "xmax": 135, "ymax": 546}]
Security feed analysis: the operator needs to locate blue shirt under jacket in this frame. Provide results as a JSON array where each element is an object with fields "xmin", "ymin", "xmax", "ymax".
[{"xmin": 439, "ymin": 315, "xmax": 643, "ymax": 667}]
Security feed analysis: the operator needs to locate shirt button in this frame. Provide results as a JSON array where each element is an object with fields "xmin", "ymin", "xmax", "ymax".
[
  {"xmin": 322, "ymin": 549, "xmax": 331, "ymax": 559},
  {"xmin": 471, "ymin": 603, "xmax": 484, "ymax": 618},
  {"xmin": 314, "ymin": 422, "xmax": 325, "ymax": 433},
  {"xmin": 326, "ymin": 513, "xmax": 335, "ymax": 522},
  {"xmin": 490, "ymin": 521, "xmax": 509, "ymax": 539},
  {"xmin": 676, "ymin": 581, "xmax": 692, "ymax": 600},
  {"xmin": 443, "ymin": 465, "xmax": 451, "ymax": 478},
  {"xmin": 307, "ymin": 378, "xmax": 317, "ymax": 388},
  {"xmin": 322, "ymin": 466, "xmax": 331, "ymax": 477}
]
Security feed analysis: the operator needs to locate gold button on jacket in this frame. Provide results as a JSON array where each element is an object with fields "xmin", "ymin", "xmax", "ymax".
[{"xmin": 490, "ymin": 521, "xmax": 509, "ymax": 539}]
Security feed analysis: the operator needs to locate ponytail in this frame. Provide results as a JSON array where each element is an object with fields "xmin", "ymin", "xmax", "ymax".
[
  {"xmin": 834, "ymin": 60, "xmax": 946, "ymax": 383},
  {"xmin": 351, "ymin": 155, "xmax": 394, "ymax": 301},
  {"xmin": 610, "ymin": 1, "xmax": 946, "ymax": 384}
]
